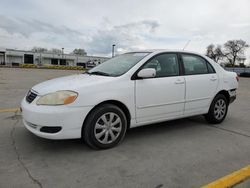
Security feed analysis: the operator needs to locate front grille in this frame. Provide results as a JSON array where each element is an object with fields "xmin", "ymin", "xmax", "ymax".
[{"xmin": 26, "ymin": 90, "xmax": 37, "ymax": 103}]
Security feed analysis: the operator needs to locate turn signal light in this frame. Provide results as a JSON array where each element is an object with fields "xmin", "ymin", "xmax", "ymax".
[{"xmin": 64, "ymin": 95, "xmax": 77, "ymax": 105}]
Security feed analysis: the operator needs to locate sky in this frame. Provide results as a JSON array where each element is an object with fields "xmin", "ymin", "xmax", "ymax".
[{"xmin": 0, "ymin": 0, "xmax": 249, "ymax": 61}]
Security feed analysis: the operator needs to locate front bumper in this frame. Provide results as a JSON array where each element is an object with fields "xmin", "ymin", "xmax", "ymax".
[{"xmin": 21, "ymin": 98, "xmax": 93, "ymax": 139}]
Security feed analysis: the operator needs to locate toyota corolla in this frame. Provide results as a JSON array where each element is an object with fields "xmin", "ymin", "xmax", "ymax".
[{"xmin": 21, "ymin": 50, "xmax": 238, "ymax": 149}]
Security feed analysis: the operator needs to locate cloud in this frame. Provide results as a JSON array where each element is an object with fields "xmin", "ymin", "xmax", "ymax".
[
  {"xmin": 86, "ymin": 20, "xmax": 161, "ymax": 54},
  {"xmin": 0, "ymin": 14, "xmax": 163, "ymax": 55},
  {"xmin": 0, "ymin": 15, "xmax": 84, "ymax": 50},
  {"xmin": 0, "ymin": 0, "xmax": 249, "ymax": 61},
  {"xmin": 114, "ymin": 20, "xmax": 160, "ymax": 33},
  {"xmin": 230, "ymin": 23, "xmax": 250, "ymax": 28}
]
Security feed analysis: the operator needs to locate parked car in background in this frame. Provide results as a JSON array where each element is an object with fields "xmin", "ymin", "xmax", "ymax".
[
  {"xmin": 21, "ymin": 50, "xmax": 238, "ymax": 149},
  {"xmin": 86, "ymin": 60, "xmax": 101, "ymax": 69},
  {"xmin": 240, "ymin": 72, "xmax": 250, "ymax": 77}
]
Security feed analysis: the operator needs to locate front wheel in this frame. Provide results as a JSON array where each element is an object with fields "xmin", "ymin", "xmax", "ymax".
[
  {"xmin": 205, "ymin": 94, "xmax": 228, "ymax": 124},
  {"xmin": 82, "ymin": 104, "xmax": 127, "ymax": 149}
]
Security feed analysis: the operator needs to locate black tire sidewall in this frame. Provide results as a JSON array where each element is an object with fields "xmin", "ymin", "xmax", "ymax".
[
  {"xmin": 84, "ymin": 104, "xmax": 127, "ymax": 149},
  {"xmin": 206, "ymin": 94, "xmax": 228, "ymax": 124}
]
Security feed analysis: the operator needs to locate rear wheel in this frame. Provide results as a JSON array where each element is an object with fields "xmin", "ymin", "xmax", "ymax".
[
  {"xmin": 205, "ymin": 94, "xmax": 228, "ymax": 124},
  {"xmin": 83, "ymin": 104, "xmax": 127, "ymax": 149}
]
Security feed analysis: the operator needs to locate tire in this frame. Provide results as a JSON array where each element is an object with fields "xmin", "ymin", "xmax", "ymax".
[
  {"xmin": 82, "ymin": 104, "xmax": 127, "ymax": 149},
  {"xmin": 205, "ymin": 94, "xmax": 228, "ymax": 124}
]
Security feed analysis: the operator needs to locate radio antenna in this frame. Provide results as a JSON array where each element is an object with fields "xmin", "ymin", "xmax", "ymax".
[{"xmin": 183, "ymin": 40, "xmax": 191, "ymax": 51}]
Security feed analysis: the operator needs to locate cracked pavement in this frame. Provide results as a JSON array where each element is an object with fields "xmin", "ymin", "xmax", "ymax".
[
  {"xmin": 10, "ymin": 115, "xmax": 43, "ymax": 188},
  {"xmin": 0, "ymin": 68, "xmax": 250, "ymax": 188}
]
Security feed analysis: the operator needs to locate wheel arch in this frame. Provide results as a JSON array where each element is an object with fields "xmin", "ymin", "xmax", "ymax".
[
  {"xmin": 215, "ymin": 90, "xmax": 230, "ymax": 104},
  {"xmin": 81, "ymin": 100, "xmax": 131, "ymax": 137}
]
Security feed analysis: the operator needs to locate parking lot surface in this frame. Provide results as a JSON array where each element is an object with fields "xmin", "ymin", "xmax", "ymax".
[{"xmin": 0, "ymin": 68, "xmax": 250, "ymax": 188}]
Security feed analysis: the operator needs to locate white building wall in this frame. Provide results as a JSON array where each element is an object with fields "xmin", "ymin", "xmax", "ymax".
[
  {"xmin": 42, "ymin": 58, "xmax": 51, "ymax": 65},
  {"xmin": 67, "ymin": 60, "xmax": 75, "ymax": 66},
  {"xmin": 2, "ymin": 49, "xmax": 109, "ymax": 66},
  {"xmin": 6, "ymin": 55, "xmax": 23, "ymax": 65}
]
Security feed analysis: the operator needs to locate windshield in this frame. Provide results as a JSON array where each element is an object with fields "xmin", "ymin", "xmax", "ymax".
[{"xmin": 87, "ymin": 52, "xmax": 150, "ymax": 77}]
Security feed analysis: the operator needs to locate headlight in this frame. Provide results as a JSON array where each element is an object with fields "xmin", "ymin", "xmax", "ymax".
[{"xmin": 36, "ymin": 91, "xmax": 78, "ymax": 105}]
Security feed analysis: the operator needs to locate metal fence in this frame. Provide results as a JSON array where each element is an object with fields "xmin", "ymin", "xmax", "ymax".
[{"xmin": 224, "ymin": 67, "xmax": 250, "ymax": 74}]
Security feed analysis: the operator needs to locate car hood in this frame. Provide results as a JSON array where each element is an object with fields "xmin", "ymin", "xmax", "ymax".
[{"xmin": 32, "ymin": 74, "xmax": 114, "ymax": 95}]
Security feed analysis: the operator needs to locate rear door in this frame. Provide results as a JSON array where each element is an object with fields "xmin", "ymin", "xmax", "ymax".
[{"xmin": 180, "ymin": 53, "xmax": 218, "ymax": 115}]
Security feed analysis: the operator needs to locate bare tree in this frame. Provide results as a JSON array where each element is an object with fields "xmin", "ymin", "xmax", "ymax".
[
  {"xmin": 72, "ymin": 48, "xmax": 87, "ymax": 56},
  {"xmin": 223, "ymin": 39, "xmax": 249, "ymax": 66},
  {"xmin": 50, "ymin": 48, "xmax": 62, "ymax": 54},
  {"xmin": 31, "ymin": 47, "xmax": 48, "ymax": 53},
  {"xmin": 206, "ymin": 44, "xmax": 223, "ymax": 62}
]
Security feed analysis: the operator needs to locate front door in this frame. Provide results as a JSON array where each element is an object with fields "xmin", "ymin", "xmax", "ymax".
[{"xmin": 135, "ymin": 53, "xmax": 185, "ymax": 123}]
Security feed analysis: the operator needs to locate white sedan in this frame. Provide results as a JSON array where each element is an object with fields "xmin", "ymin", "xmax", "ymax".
[{"xmin": 21, "ymin": 50, "xmax": 238, "ymax": 149}]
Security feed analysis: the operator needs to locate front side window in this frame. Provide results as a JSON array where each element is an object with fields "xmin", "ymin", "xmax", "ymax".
[
  {"xmin": 142, "ymin": 53, "xmax": 179, "ymax": 77},
  {"xmin": 182, "ymin": 54, "xmax": 208, "ymax": 75},
  {"xmin": 87, "ymin": 52, "xmax": 150, "ymax": 77},
  {"xmin": 207, "ymin": 62, "xmax": 216, "ymax": 73}
]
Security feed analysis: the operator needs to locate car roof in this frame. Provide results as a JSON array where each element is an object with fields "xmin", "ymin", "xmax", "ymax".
[
  {"xmin": 127, "ymin": 49, "xmax": 216, "ymax": 66},
  {"xmin": 129, "ymin": 49, "xmax": 203, "ymax": 55}
]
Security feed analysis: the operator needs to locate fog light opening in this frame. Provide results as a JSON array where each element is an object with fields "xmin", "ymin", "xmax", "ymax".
[{"xmin": 40, "ymin": 126, "xmax": 62, "ymax": 133}]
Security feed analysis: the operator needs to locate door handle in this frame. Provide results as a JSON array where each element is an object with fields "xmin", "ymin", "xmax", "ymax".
[
  {"xmin": 175, "ymin": 79, "xmax": 184, "ymax": 84},
  {"xmin": 210, "ymin": 76, "xmax": 217, "ymax": 81}
]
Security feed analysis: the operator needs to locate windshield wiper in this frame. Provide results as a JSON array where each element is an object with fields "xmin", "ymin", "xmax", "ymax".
[{"xmin": 86, "ymin": 71, "xmax": 111, "ymax": 76}]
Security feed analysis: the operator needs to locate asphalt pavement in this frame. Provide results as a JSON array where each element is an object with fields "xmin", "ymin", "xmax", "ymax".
[{"xmin": 0, "ymin": 68, "xmax": 249, "ymax": 188}]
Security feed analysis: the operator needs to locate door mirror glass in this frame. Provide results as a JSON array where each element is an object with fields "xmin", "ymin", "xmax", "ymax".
[{"xmin": 137, "ymin": 68, "xmax": 156, "ymax": 78}]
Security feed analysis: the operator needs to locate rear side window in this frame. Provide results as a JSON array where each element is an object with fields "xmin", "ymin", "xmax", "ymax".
[{"xmin": 182, "ymin": 54, "xmax": 208, "ymax": 75}]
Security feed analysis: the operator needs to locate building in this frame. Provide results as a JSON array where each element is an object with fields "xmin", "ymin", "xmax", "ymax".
[{"xmin": 0, "ymin": 48, "xmax": 109, "ymax": 68}]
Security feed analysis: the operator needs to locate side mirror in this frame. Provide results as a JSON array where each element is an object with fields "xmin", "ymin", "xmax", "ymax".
[{"xmin": 137, "ymin": 68, "xmax": 156, "ymax": 78}]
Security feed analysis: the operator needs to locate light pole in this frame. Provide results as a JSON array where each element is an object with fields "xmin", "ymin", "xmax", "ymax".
[
  {"xmin": 62, "ymin": 48, "xmax": 64, "ymax": 65},
  {"xmin": 62, "ymin": 48, "xmax": 64, "ymax": 58},
  {"xmin": 112, "ymin": 44, "xmax": 116, "ymax": 57}
]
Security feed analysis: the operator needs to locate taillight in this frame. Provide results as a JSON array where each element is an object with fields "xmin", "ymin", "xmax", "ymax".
[{"xmin": 236, "ymin": 75, "xmax": 239, "ymax": 82}]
